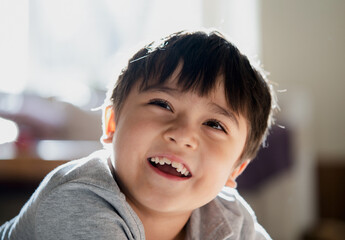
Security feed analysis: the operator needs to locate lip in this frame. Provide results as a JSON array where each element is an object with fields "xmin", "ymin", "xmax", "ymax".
[{"xmin": 147, "ymin": 153, "xmax": 192, "ymax": 181}]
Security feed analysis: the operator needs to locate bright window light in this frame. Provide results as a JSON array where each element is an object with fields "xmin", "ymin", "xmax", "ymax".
[
  {"xmin": 0, "ymin": 117, "xmax": 19, "ymax": 144},
  {"xmin": 0, "ymin": 0, "xmax": 29, "ymax": 93},
  {"xmin": 0, "ymin": 0, "xmax": 260, "ymax": 108}
]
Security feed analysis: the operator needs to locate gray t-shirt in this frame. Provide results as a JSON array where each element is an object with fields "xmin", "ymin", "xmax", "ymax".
[{"xmin": 0, "ymin": 150, "xmax": 271, "ymax": 240}]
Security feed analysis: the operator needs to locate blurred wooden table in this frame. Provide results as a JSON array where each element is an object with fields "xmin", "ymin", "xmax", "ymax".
[
  {"xmin": 0, "ymin": 158, "xmax": 67, "ymax": 182},
  {"xmin": 0, "ymin": 140, "xmax": 101, "ymax": 182}
]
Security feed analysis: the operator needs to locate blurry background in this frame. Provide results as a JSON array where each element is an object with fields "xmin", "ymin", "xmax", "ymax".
[{"xmin": 1, "ymin": 0, "xmax": 344, "ymax": 239}]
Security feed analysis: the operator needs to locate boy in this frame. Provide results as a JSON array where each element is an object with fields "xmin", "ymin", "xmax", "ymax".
[{"xmin": 0, "ymin": 29, "xmax": 275, "ymax": 239}]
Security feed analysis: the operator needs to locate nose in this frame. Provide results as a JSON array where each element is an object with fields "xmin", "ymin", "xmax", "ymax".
[{"xmin": 163, "ymin": 117, "xmax": 198, "ymax": 150}]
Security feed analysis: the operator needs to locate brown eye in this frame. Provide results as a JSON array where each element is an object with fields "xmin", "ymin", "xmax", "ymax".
[
  {"xmin": 148, "ymin": 99, "xmax": 173, "ymax": 112},
  {"xmin": 203, "ymin": 120, "xmax": 227, "ymax": 133}
]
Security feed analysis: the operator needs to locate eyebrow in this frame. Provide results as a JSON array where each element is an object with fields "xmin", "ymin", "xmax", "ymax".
[
  {"xmin": 141, "ymin": 85, "xmax": 182, "ymax": 96},
  {"xmin": 208, "ymin": 103, "xmax": 239, "ymax": 128},
  {"xmin": 142, "ymin": 85, "xmax": 239, "ymax": 128}
]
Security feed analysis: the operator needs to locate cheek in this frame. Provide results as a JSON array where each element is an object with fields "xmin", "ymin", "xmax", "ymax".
[
  {"xmin": 204, "ymin": 140, "xmax": 242, "ymax": 167},
  {"xmin": 198, "ymin": 140, "xmax": 243, "ymax": 186},
  {"xmin": 193, "ymin": 163, "xmax": 231, "ymax": 205},
  {"xmin": 203, "ymin": 159, "xmax": 233, "ymax": 184},
  {"xmin": 113, "ymin": 114, "xmax": 158, "ymax": 159},
  {"xmin": 112, "ymin": 119, "xmax": 150, "ymax": 179}
]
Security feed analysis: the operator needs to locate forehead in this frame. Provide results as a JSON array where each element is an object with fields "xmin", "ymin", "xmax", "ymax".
[
  {"xmin": 139, "ymin": 62, "xmax": 221, "ymax": 94},
  {"xmin": 137, "ymin": 66, "xmax": 233, "ymax": 112},
  {"xmin": 141, "ymin": 74, "xmax": 226, "ymax": 101}
]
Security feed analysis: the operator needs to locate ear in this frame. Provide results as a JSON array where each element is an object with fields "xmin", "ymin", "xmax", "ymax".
[
  {"xmin": 225, "ymin": 160, "xmax": 250, "ymax": 188},
  {"xmin": 101, "ymin": 106, "xmax": 116, "ymax": 144}
]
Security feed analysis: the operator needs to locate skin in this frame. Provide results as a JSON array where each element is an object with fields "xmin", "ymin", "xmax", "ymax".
[{"xmin": 103, "ymin": 73, "xmax": 250, "ymax": 240}]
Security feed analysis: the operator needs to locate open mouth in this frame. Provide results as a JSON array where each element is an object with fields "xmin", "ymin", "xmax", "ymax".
[{"xmin": 148, "ymin": 157, "xmax": 192, "ymax": 178}]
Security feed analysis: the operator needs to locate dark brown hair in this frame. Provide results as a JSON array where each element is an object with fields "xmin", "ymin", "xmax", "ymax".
[{"xmin": 109, "ymin": 29, "xmax": 276, "ymax": 163}]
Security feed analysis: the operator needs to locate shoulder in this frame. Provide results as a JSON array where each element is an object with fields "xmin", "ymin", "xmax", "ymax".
[
  {"xmin": 37, "ymin": 150, "xmax": 121, "ymax": 202},
  {"xmin": 1, "ymin": 150, "xmax": 145, "ymax": 240},
  {"xmin": 35, "ymin": 179, "xmax": 143, "ymax": 239},
  {"xmin": 216, "ymin": 187, "xmax": 272, "ymax": 240},
  {"xmin": 34, "ymin": 150, "xmax": 144, "ymax": 239},
  {"xmin": 42, "ymin": 150, "xmax": 118, "ymax": 189},
  {"xmin": 187, "ymin": 187, "xmax": 271, "ymax": 240}
]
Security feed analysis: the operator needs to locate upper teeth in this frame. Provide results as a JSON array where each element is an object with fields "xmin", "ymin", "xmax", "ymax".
[{"xmin": 150, "ymin": 157, "xmax": 190, "ymax": 176}]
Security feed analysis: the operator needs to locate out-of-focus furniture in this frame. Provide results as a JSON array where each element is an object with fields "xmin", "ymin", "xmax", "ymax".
[{"xmin": 303, "ymin": 159, "xmax": 345, "ymax": 240}]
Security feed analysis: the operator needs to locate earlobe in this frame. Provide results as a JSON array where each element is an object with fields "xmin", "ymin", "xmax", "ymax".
[
  {"xmin": 225, "ymin": 160, "xmax": 250, "ymax": 188},
  {"xmin": 101, "ymin": 106, "xmax": 116, "ymax": 144}
]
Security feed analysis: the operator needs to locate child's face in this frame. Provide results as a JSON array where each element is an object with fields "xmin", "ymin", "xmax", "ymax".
[{"xmin": 109, "ymin": 73, "xmax": 248, "ymax": 216}]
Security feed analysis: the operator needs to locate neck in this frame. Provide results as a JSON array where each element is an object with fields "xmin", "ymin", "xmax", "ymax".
[
  {"xmin": 129, "ymin": 201, "xmax": 191, "ymax": 240},
  {"xmin": 111, "ymin": 166, "xmax": 192, "ymax": 240}
]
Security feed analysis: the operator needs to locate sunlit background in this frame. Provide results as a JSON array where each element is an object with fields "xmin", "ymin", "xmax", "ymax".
[{"xmin": 1, "ymin": 0, "xmax": 345, "ymax": 239}]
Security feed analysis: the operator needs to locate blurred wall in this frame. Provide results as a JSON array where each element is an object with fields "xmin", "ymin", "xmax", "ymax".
[
  {"xmin": 262, "ymin": 0, "xmax": 345, "ymax": 159},
  {"xmin": 248, "ymin": 1, "xmax": 345, "ymax": 239}
]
